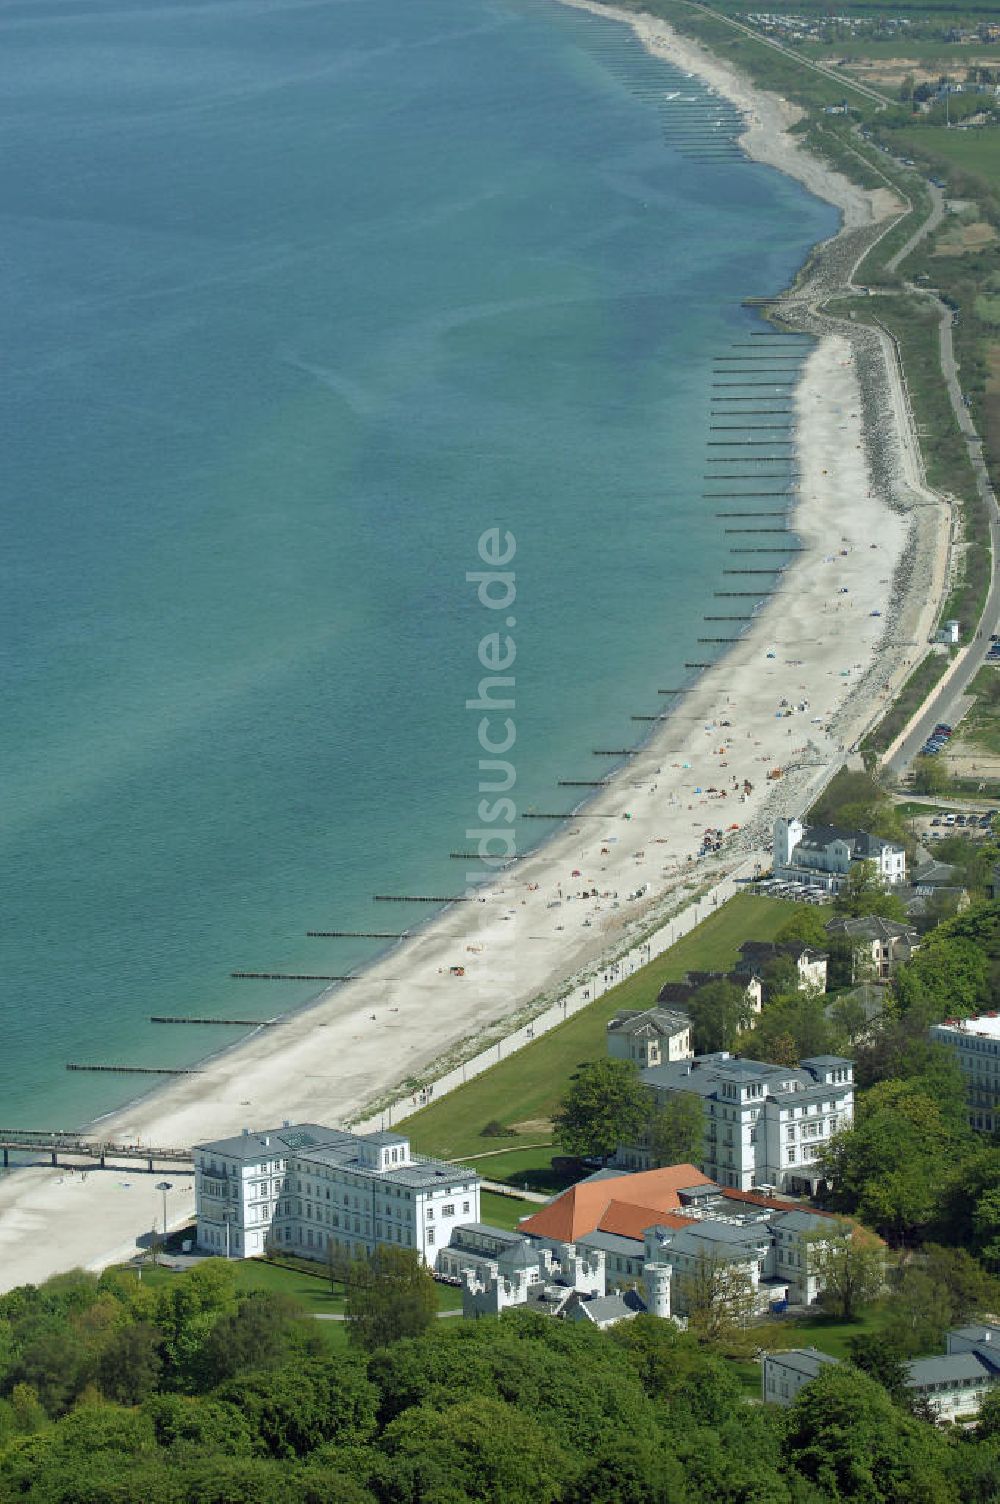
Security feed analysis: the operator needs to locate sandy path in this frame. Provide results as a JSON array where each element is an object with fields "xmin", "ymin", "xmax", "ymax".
[{"xmin": 0, "ymin": 3, "xmax": 942, "ymax": 1291}]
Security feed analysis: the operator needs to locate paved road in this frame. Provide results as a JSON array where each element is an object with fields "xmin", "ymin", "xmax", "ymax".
[
  {"xmin": 886, "ymin": 291, "xmax": 1000, "ymax": 775},
  {"xmin": 885, "ymin": 182, "xmax": 945, "ymax": 274}
]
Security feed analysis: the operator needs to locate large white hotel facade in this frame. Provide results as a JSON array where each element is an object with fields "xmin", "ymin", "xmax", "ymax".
[{"xmin": 193, "ymin": 1123, "xmax": 480, "ymax": 1264}]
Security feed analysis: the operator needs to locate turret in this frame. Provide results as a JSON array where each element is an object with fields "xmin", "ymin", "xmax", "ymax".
[{"xmin": 643, "ymin": 1261, "xmax": 672, "ymax": 1320}]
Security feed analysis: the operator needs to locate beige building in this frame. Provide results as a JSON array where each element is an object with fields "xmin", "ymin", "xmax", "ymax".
[{"xmin": 607, "ymin": 1006, "xmax": 693, "ymax": 1069}]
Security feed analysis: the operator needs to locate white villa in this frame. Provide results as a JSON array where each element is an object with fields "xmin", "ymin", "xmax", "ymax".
[
  {"xmin": 607, "ymin": 1006, "xmax": 693, "ymax": 1070},
  {"xmin": 930, "ymin": 1013, "xmax": 1000, "ymax": 1133},
  {"xmin": 825, "ymin": 915, "xmax": 920, "ymax": 982},
  {"xmin": 193, "ymin": 1123, "xmax": 479, "ymax": 1265},
  {"xmin": 617, "ymin": 1051, "xmax": 854, "ymax": 1195},
  {"xmin": 773, "ymin": 816, "xmax": 906, "ymax": 893}
]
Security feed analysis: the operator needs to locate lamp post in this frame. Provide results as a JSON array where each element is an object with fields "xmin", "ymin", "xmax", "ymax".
[{"xmin": 155, "ymin": 1180, "xmax": 173, "ymax": 1253}]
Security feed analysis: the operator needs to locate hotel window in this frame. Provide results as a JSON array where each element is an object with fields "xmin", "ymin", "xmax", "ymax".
[
  {"xmin": 462, "ymin": 1201, "xmax": 470, "ymax": 1214},
  {"xmin": 426, "ymin": 1229, "xmax": 435, "ymax": 1247},
  {"xmin": 443, "ymin": 1204, "xmax": 455, "ymax": 1217}
]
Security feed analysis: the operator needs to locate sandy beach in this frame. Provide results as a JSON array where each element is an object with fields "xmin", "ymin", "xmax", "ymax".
[{"xmin": 0, "ymin": 3, "xmax": 951, "ymax": 1292}]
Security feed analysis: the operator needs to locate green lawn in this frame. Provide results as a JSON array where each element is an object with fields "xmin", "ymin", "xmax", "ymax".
[
  {"xmin": 479, "ymin": 1189, "xmax": 537, "ymax": 1231},
  {"xmin": 406, "ymin": 894, "xmax": 795, "ymax": 1164},
  {"xmin": 780, "ymin": 1302, "xmax": 895, "ymax": 1361}
]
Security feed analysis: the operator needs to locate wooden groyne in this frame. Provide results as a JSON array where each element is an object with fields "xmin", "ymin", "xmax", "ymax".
[
  {"xmin": 231, "ymin": 971, "xmax": 357, "ymax": 981},
  {"xmin": 306, "ymin": 931, "xmax": 405, "ymax": 939},
  {"xmin": 150, "ymin": 1015, "xmax": 277, "ymax": 1026},
  {"xmin": 374, "ymin": 895, "xmax": 473, "ymax": 903},
  {"xmin": 522, "ymin": 811, "xmax": 608, "ymax": 819},
  {"xmin": 557, "ymin": 779, "xmax": 609, "ymax": 787},
  {"xmin": 67, "ymin": 1064, "xmax": 203, "ymax": 1075},
  {"xmin": 592, "ymin": 748, "xmax": 636, "ymax": 756}
]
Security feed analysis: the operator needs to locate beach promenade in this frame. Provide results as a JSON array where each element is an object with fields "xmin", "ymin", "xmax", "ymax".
[{"xmin": 0, "ymin": 3, "xmax": 954, "ymax": 1292}]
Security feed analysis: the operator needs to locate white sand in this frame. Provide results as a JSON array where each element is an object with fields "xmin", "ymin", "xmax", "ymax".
[{"xmin": 0, "ymin": 5, "xmax": 946, "ymax": 1292}]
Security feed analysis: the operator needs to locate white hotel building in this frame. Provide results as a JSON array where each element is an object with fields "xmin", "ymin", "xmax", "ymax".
[
  {"xmin": 621, "ymin": 1053, "xmax": 854, "ymax": 1195},
  {"xmin": 931, "ymin": 1013, "xmax": 1000, "ymax": 1133},
  {"xmin": 194, "ymin": 1123, "xmax": 480, "ymax": 1264}
]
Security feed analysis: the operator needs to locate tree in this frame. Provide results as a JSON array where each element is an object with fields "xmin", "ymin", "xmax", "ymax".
[
  {"xmin": 911, "ymin": 756, "xmax": 951, "ymax": 797},
  {"xmin": 217, "ymin": 1358, "xmax": 377, "ymax": 1457},
  {"xmin": 685, "ymin": 980, "xmax": 752, "ymax": 1054},
  {"xmin": 848, "ymin": 1331, "xmax": 912, "ymax": 1405},
  {"xmin": 894, "ymin": 933, "xmax": 989, "ymax": 1024},
  {"xmin": 675, "ymin": 1255, "xmax": 756, "ymax": 1342},
  {"xmin": 376, "ymin": 1394, "xmax": 566, "ymax": 1504},
  {"xmin": 807, "ymin": 1218, "xmax": 884, "ymax": 1320},
  {"xmin": 97, "ymin": 1322, "xmax": 162, "ymax": 1406},
  {"xmin": 194, "ymin": 1290, "xmax": 320, "ymax": 1389},
  {"xmin": 835, "ymin": 860, "xmax": 906, "ymax": 921},
  {"xmin": 344, "ymin": 1247, "xmax": 438, "ymax": 1353},
  {"xmin": 553, "ymin": 1058, "xmax": 651, "ymax": 1161},
  {"xmin": 741, "ymin": 990, "xmax": 834, "ymax": 1065},
  {"xmin": 776, "ymin": 908, "xmax": 828, "ymax": 948},
  {"xmin": 784, "ymin": 1364, "xmax": 956, "ymax": 1504},
  {"xmin": 648, "ymin": 1092, "xmax": 703, "ymax": 1169}
]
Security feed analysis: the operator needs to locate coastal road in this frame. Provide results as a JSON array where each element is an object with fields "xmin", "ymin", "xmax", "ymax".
[
  {"xmin": 886, "ymin": 292, "xmax": 1000, "ymax": 775},
  {"xmin": 884, "ymin": 183, "xmax": 945, "ymax": 275}
]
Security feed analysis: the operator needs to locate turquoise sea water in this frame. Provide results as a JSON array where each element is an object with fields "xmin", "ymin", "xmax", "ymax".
[{"xmin": 0, "ymin": 0, "xmax": 837, "ymax": 1131}]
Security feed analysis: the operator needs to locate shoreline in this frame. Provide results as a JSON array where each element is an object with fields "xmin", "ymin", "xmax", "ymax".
[{"xmin": 0, "ymin": 1, "xmax": 950, "ymax": 1290}]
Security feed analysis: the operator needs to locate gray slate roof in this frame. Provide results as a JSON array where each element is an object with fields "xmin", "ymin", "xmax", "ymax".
[
  {"xmin": 609, "ymin": 1006, "xmax": 690, "ymax": 1038},
  {"xmin": 906, "ymin": 1353, "xmax": 995, "ymax": 1388},
  {"xmin": 194, "ymin": 1123, "xmax": 348, "ymax": 1163},
  {"xmin": 768, "ymin": 1347, "xmax": 839, "ymax": 1379}
]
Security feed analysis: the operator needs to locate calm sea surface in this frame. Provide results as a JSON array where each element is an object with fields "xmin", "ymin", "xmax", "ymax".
[{"xmin": 0, "ymin": 0, "xmax": 837, "ymax": 1131}]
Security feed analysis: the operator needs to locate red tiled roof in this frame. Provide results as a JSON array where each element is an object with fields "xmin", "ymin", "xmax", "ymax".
[{"xmin": 518, "ymin": 1163, "xmax": 713, "ymax": 1243}]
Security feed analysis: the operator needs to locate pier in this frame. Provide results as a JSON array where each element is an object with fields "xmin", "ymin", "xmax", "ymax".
[{"xmin": 0, "ymin": 1129, "xmax": 193, "ymax": 1172}]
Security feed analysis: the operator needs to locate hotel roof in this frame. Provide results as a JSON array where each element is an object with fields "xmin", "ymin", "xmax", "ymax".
[{"xmin": 518, "ymin": 1163, "xmax": 714, "ymax": 1243}]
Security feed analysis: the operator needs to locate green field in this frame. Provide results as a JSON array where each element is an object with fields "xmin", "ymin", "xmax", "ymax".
[
  {"xmin": 896, "ymin": 124, "xmax": 1000, "ymax": 186},
  {"xmin": 405, "ymin": 893, "xmax": 795, "ymax": 1166}
]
